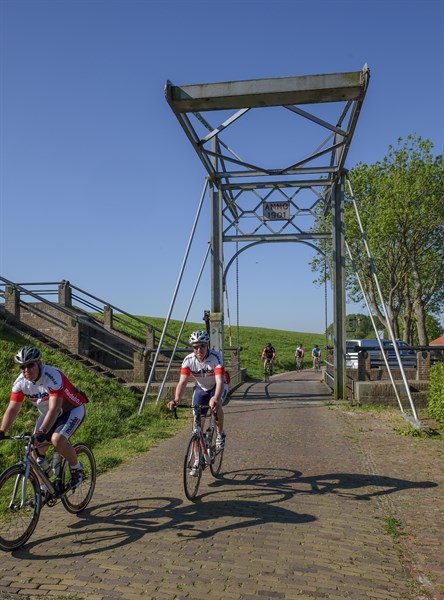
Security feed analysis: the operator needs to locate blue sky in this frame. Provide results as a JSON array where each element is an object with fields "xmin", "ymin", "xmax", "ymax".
[{"xmin": 1, "ymin": 0, "xmax": 443, "ymax": 335}]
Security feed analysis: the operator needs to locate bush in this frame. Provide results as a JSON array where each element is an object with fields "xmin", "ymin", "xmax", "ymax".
[{"xmin": 428, "ymin": 363, "xmax": 444, "ymax": 427}]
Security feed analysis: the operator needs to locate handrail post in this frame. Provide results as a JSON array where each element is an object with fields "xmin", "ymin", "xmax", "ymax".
[
  {"xmin": 417, "ymin": 350, "xmax": 430, "ymax": 381},
  {"xmin": 230, "ymin": 347, "xmax": 240, "ymax": 373},
  {"xmin": 5, "ymin": 285, "xmax": 20, "ymax": 318},
  {"xmin": 103, "ymin": 305, "xmax": 113, "ymax": 330},
  {"xmin": 58, "ymin": 280, "xmax": 72, "ymax": 308},
  {"xmin": 146, "ymin": 326, "xmax": 155, "ymax": 348},
  {"xmin": 134, "ymin": 350, "xmax": 150, "ymax": 383}
]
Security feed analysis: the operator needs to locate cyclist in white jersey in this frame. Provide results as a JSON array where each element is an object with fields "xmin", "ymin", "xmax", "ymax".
[
  {"xmin": 0, "ymin": 346, "xmax": 87, "ymax": 489},
  {"xmin": 168, "ymin": 331, "xmax": 226, "ymax": 473}
]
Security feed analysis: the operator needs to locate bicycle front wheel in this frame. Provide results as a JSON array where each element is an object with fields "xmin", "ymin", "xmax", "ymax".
[
  {"xmin": 183, "ymin": 436, "xmax": 202, "ymax": 501},
  {"xmin": 0, "ymin": 465, "xmax": 41, "ymax": 551},
  {"xmin": 208, "ymin": 426, "xmax": 224, "ymax": 477},
  {"xmin": 61, "ymin": 443, "xmax": 96, "ymax": 514}
]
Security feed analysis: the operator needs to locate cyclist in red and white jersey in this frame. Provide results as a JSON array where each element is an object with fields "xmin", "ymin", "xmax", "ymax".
[
  {"xmin": 0, "ymin": 346, "xmax": 87, "ymax": 489},
  {"xmin": 261, "ymin": 343, "xmax": 276, "ymax": 372},
  {"xmin": 168, "ymin": 330, "xmax": 226, "ymax": 456},
  {"xmin": 295, "ymin": 343, "xmax": 305, "ymax": 369}
]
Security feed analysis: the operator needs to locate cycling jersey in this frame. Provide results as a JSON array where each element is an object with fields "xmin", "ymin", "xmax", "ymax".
[
  {"xmin": 312, "ymin": 348, "xmax": 320, "ymax": 357},
  {"xmin": 263, "ymin": 346, "xmax": 275, "ymax": 359},
  {"xmin": 10, "ymin": 364, "xmax": 88, "ymax": 416},
  {"xmin": 180, "ymin": 349, "xmax": 224, "ymax": 391}
]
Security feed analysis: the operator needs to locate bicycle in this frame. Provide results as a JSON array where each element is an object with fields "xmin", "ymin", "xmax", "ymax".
[
  {"xmin": 264, "ymin": 358, "xmax": 273, "ymax": 382},
  {"xmin": 313, "ymin": 355, "xmax": 321, "ymax": 369},
  {"xmin": 295, "ymin": 354, "xmax": 304, "ymax": 371},
  {"xmin": 183, "ymin": 405, "xmax": 224, "ymax": 501},
  {"xmin": 0, "ymin": 433, "xmax": 96, "ymax": 551}
]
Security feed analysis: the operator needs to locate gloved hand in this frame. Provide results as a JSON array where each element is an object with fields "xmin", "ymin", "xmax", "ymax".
[{"xmin": 34, "ymin": 429, "xmax": 49, "ymax": 443}]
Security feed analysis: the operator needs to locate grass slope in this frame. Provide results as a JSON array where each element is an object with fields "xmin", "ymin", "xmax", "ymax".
[{"xmin": 127, "ymin": 315, "xmax": 326, "ymax": 380}]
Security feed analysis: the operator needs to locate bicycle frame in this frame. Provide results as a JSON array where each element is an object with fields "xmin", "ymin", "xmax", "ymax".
[
  {"xmin": 183, "ymin": 404, "xmax": 224, "ymax": 500},
  {"xmin": 192, "ymin": 406, "xmax": 213, "ymax": 463},
  {"xmin": 264, "ymin": 358, "xmax": 273, "ymax": 381},
  {"xmin": 8, "ymin": 436, "xmax": 59, "ymax": 508}
]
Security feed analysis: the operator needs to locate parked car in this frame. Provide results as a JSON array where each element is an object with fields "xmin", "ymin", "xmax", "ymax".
[
  {"xmin": 346, "ymin": 339, "xmax": 416, "ymax": 369},
  {"xmin": 346, "ymin": 339, "xmax": 381, "ymax": 368},
  {"xmin": 385, "ymin": 340, "xmax": 417, "ymax": 368}
]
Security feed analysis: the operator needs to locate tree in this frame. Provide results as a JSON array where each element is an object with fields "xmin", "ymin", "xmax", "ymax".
[
  {"xmin": 327, "ymin": 313, "xmax": 383, "ymax": 341},
  {"xmin": 423, "ymin": 315, "xmax": 443, "ymax": 344},
  {"xmin": 314, "ymin": 135, "xmax": 444, "ymax": 345}
]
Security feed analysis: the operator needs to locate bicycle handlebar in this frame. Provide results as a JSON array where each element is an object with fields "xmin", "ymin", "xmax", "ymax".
[{"xmin": 0, "ymin": 432, "xmax": 33, "ymax": 441}]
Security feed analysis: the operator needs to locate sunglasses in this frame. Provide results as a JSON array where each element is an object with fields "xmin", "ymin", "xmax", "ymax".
[
  {"xmin": 192, "ymin": 344, "xmax": 207, "ymax": 350},
  {"xmin": 20, "ymin": 362, "xmax": 36, "ymax": 370}
]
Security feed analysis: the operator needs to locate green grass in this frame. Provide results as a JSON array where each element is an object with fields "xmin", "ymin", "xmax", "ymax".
[
  {"xmin": 0, "ymin": 319, "xmax": 324, "ymax": 474},
  {"xmin": 383, "ymin": 515, "xmax": 403, "ymax": 539},
  {"xmin": 222, "ymin": 323, "xmax": 325, "ymax": 380},
  {"xmin": 121, "ymin": 315, "xmax": 326, "ymax": 381}
]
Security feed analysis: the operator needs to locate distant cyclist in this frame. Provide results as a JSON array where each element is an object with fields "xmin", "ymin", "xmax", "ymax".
[
  {"xmin": 311, "ymin": 345, "xmax": 321, "ymax": 368},
  {"xmin": 261, "ymin": 343, "xmax": 276, "ymax": 373},
  {"xmin": 167, "ymin": 331, "xmax": 226, "ymax": 474},
  {"xmin": 295, "ymin": 343, "xmax": 305, "ymax": 369}
]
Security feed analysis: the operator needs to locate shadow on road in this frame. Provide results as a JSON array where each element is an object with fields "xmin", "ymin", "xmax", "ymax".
[
  {"xmin": 11, "ymin": 493, "xmax": 315, "ymax": 559},
  {"xmin": 12, "ymin": 466, "xmax": 437, "ymax": 560},
  {"xmin": 209, "ymin": 466, "xmax": 438, "ymax": 502}
]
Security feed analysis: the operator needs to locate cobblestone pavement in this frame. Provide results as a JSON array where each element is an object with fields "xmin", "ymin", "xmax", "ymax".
[{"xmin": 0, "ymin": 370, "xmax": 442, "ymax": 600}]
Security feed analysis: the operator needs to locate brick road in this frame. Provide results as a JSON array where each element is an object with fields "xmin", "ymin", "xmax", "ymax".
[{"xmin": 0, "ymin": 370, "xmax": 442, "ymax": 600}]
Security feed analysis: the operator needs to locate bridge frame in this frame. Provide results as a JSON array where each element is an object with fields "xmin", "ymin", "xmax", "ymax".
[{"xmin": 166, "ymin": 66, "xmax": 370, "ymax": 400}]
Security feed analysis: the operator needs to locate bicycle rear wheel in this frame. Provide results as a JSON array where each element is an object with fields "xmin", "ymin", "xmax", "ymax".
[
  {"xmin": 208, "ymin": 426, "xmax": 224, "ymax": 477},
  {"xmin": 183, "ymin": 436, "xmax": 202, "ymax": 501},
  {"xmin": 61, "ymin": 443, "xmax": 96, "ymax": 514},
  {"xmin": 0, "ymin": 465, "xmax": 41, "ymax": 551}
]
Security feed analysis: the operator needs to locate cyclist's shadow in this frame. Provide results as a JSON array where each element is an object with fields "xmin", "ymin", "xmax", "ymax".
[
  {"xmin": 13, "ymin": 491, "xmax": 316, "ymax": 559},
  {"xmin": 12, "ymin": 466, "xmax": 436, "ymax": 559},
  {"xmin": 212, "ymin": 466, "xmax": 438, "ymax": 502}
]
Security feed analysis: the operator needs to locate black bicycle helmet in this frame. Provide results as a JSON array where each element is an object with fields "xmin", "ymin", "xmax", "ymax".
[
  {"xmin": 189, "ymin": 330, "xmax": 210, "ymax": 344},
  {"xmin": 14, "ymin": 345, "xmax": 42, "ymax": 365}
]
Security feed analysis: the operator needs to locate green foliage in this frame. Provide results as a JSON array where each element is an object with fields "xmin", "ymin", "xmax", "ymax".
[
  {"xmin": 311, "ymin": 134, "xmax": 444, "ymax": 345},
  {"xmin": 328, "ymin": 313, "xmax": 384, "ymax": 340},
  {"xmin": 428, "ymin": 363, "xmax": 444, "ymax": 427},
  {"xmin": 345, "ymin": 135, "xmax": 444, "ymax": 344},
  {"xmin": 424, "ymin": 315, "xmax": 443, "ymax": 343}
]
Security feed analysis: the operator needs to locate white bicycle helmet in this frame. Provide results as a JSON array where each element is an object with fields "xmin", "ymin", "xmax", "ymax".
[
  {"xmin": 15, "ymin": 345, "xmax": 42, "ymax": 365},
  {"xmin": 189, "ymin": 330, "xmax": 210, "ymax": 344}
]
